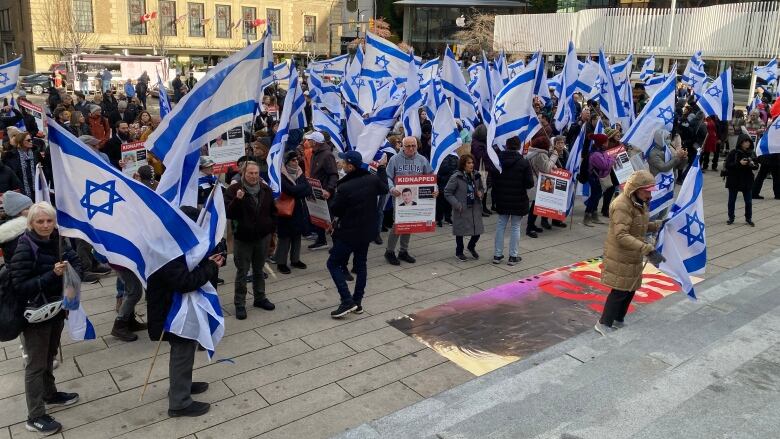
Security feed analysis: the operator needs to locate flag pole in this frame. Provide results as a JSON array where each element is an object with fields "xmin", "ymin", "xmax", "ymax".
[{"xmin": 139, "ymin": 331, "xmax": 165, "ymax": 402}]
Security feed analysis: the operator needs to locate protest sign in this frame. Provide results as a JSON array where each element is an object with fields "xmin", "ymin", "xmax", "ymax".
[
  {"xmin": 393, "ymin": 174, "xmax": 437, "ymax": 234},
  {"xmin": 208, "ymin": 126, "xmax": 245, "ymax": 174},
  {"xmin": 120, "ymin": 141, "xmax": 148, "ymax": 177},
  {"xmin": 605, "ymin": 146, "xmax": 634, "ymax": 184},
  {"xmin": 533, "ymin": 168, "xmax": 571, "ymax": 221},
  {"xmin": 18, "ymin": 100, "xmax": 45, "ymax": 133},
  {"xmin": 306, "ymin": 177, "xmax": 331, "ymax": 229}
]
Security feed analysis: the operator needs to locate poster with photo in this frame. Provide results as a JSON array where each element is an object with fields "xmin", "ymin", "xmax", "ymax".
[
  {"xmin": 393, "ymin": 174, "xmax": 437, "ymax": 234},
  {"xmin": 605, "ymin": 146, "xmax": 635, "ymax": 184},
  {"xmin": 208, "ymin": 126, "xmax": 245, "ymax": 174},
  {"xmin": 533, "ymin": 168, "xmax": 571, "ymax": 221},
  {"xmin": 120, "ymin": 141, "xmax": 147, "ymax": 177},
  {"xmin": 305, "ymin": 178, "xmax": 331, "ymax": 229},
  {"xmin": 18, "ymin": 100, "xmax": 45, "ymax": 133}
]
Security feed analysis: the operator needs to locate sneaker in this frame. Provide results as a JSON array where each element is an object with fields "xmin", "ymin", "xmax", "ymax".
[
  {"xmin": 507, "ymin": 256, "xmax": 521, "ymax": 266},
  {"xmin": 525, "ymin": 230, "xmax": 538, "ymax": 238},
  {"xmin": 308, "ymin": 241, "xmax": 330, "ymax": 251},
  {"xmin": 26, "ymin": 414, "xmax": 61, "ymax": 435},
  {"xmin": 331, "ymin": 303, "xmax": 357, "ymax": 318},
  {"xmin": 492, "ymin": 255, "xmax": 504, "ymax": 265},
  {"xmin": 540, "ymin": 219, "xmax": 552, "ymax": 230},
  {"xmin": 267, "ymin": 255, "xmax": 277, "ymax": 264},
  {"xmin": 235, "ymin": 305, "xmax": 247, "ymax": 320},
  {"xmin": 754, "ymin": 195, "xmax": 765, "ymax": 200},
  {"xmin": 168, "ymin": 401, "xmax": 211, "ymax": 417},
  {"xmin": 343, "ymin": 269, "xmax": 355, "ymax": 282},
  {"xmin": 191, "ymin": 382, "xmax": 209, "ymax": 395},
  {"xmin": 746, "ymin": 220, "xmax": 755, "ymax": 227},
  {"xmin": 613, "ymin": 320, "xmax": 625, "ymax": 329},
  {"xmin": 467, "ymin": 248, "xmax": 479, "ymax": 259},
  {"xmin": 290, "ymin": 261, "xmax": 307, "ymax": 269},
  {"xmin": 353, "ymin": 304, "xmax": 364, "ymax": 314},
  {"xmin": 384, "ymin": 251, "xmax": 400, "ymax": 266},
  {"xmin": 216, "ymin": 277, "xmax": 225, "ymax": 285},
  {"xmin": 82, "ymin": 272, "xmax": 101, "ymax": 284},
  {"xmin": 398, "ymin": 251, "xmax": 416, "ymax": 263},
  {"xmin": 594, "ymin": 322, "xmax": 617, "ymax": 336},
  {"xmin": 455, "ymin": 253, "xmax": 468, "ymax": 262},
  {"xmin": 253, "ymin": 298, "xmax": 275, "ymax": 311},
  {"xmin": 303, "ymin": 233, "xmax": 318, "ymax": 241},
  {"xmin": 277, "ymin": 264, "xmax": 291, "ymax": 274},
  {"xmin": 727, "ymin": 218, "xmax": 734, "ymax": 225},
  {"xmin": 374, "ymin": 235, "xmax": 383, "ymax": 245},
  {"xmin": 44, "ymin": 391, "xmax": 79, "ymax": 407},
  {"xmin": 552, "ymin": 220, "xmax": 568, "ymax": 228}
]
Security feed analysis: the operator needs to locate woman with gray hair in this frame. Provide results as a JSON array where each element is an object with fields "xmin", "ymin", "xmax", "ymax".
[{"xmin": 78, "ymin": 135, "xmax": 110, "ymax": 163}]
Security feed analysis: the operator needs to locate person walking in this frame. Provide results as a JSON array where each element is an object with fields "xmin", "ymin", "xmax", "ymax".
[
  {"xmin": 384, "ymin": 136, "xmax": 437, "ymax": 266},
  {"xmin": 584, "ymin": 134, "xmax": 615, "ymax": 227},
  {"xmin": 327, "ymin": 151, "xmax": 388, "ymax": 318},
  {"xmin": 444, "ymin": 154, "xmax": 485, "ymax": 261},
  {"xmin": 491, "ymin": 137, "xmax": 535, "ymax": 266},
  {"xmin": 275, "ymin": 151, "xmax": 312, "ymax": 274},
  {"xmin": 595, "ymin": 171, "xmax": 665, "ymax": 335},
  {"xmin": 225, "ymin": 161, "xmax": 276, "ymax": 319},
  {"xmin": 725, "ymin": 134, "xmax": 759, "ymax": 226}
]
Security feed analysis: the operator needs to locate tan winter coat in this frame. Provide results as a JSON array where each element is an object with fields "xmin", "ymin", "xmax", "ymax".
[{"xmin": 601, "ymin": 170, "xmax": 661, "ymax": 292}]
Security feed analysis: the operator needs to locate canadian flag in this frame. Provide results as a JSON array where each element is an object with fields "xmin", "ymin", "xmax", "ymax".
[
  {"xmin": 251, "ymin": 18, "xmax": 266, "ymax": 28},
  {"xmin": 140, "ymin": 11, "xmax": 158, "ymax": 23}
]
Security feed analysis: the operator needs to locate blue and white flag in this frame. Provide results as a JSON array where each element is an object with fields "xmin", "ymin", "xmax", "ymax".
[
  {"xmin": 747, "ymin": 95, "xmax": 761, "ymax": 114},
  {"xmin": 402, "ymin": 56, "xmax": 424, "ymax": 138},
  {"xmin": 344, "ymin": 104, "xmax": 363, "ymax": 151},
  {"xmin": 430, "ymin": 101, "xmax": 462, "ymax": 173},
  {"xmin": 66, "ymin": 304, "xmax": 96, "ymax": 341},
  {"xmin": 597, "ymin": 49, "xmax": 628, "ymax": 127},
  {"xmin": 147, "ymin": 33, "xmax": 272, "ymax": 207},
  {"xmin": 8, "ymin": 96, "xmax": 25, "ymax": 130},
  {"xmin": 644, "ymin": 73, "xmax": 670, "ymax": 99},
  {"xmin": 488, "ymin": 61, "xmax": 504, "ymax": 102},
  {"xmin": 419, "ymin": 58, "xmax": 439, "ymax": 88},
  {"xmin": 423, "ymin": 78, "xmax": 444, "ymax": 121},
  {"xmin": 341, "ymin": 47, "xmax": 364, "ymax": 108},
  {"xmin": 358, "ymin": 78, "xmax": 394, "ymax": 116},
  {"xmin": 682, "ymin": 51, "xmax": 706, "ymax": 94},
  {"xmin": 548, "ymin": 72, "xmax": 563, "ymax": 98},
  {"xmin": 47, "ymin": 122, "xmax": 209, "ymax": 285},
  {"xmin": 754, "ymin": 58, "xmax": 778, "ymax": 84},
  {"xmin": 640, "ymin": 56, "xmax": 655, "ymax": 82},
  {"xmin": 156, "ymin": 73, "xmax": 171, "ymax": 120},
  {"xmin": 310, "ymin": 54, "xmax": 349, "ymax": 77},
  {"xmin": 495, "ymin": 50, "xmax": 509, "ymax": 85},
  {"xmin": 273, "ymin": 60, "xmax": 291, "ymax": 81},
  {"xmin": 575, "ymin": 58, "xmax": 599, "ymax": 97},
  {"xmin": 553, "ymin": 42, "xmax": 580, "ymax": 131},
  {"xmin": 656, "ymin": 153, "xmax": 706, "ymax": 300},
  {"xmin": 362, "ymin": 32, "xmax": 411, "ymax": 82},
  {"xmin": 565, "ymin": 124, "xmax": 586, "ymax": 216},
  {"xmin": 696, "ymin": 67, "xmax": 733, "ymax": 121},
  {"xmin": 622, "ymin": 67, "xmax": 677, "ymax": 154},
  {"xmin": 34, "ymin": 165, "xmax": 50, "ymax": 204},
  {"xmin": 267, "ymin": 61, "xmax": 307, "ymax": 197},
  {"xmin": 355, "ymin": 90, "xmax": 404, "ymax": 163},
  {"xmin": 440, "ymin": 46, "xmax": 477, "ymax": 130},
  {"xmin": 470, "ymin": 57, "xmax": 492, "ymax": 124},
  {"xmin": 757, "ymin": 116, "xmax": 780, "ymax": 157},
  {"xmin": 486, "ymin": 62, "xmax": 540, "ymax": 171},
  {"xmin": 308, "ymin": 70, "xmax": 342, "ymax": 119},
  {"xmin": 313, "ymin": 105, "xmax": 346, "ymax": 153},
  {"xmin": 0, "ymin": 56, "xmax": 21, "ymax": 98},
  {"xmin": 508, "ymin": 60, "xmax": 525, "ymax": 79},
  {"xmin": 529, "ymin": 51, "xmax": 551, "ymax": 104},
  {"xmin": 649, "ymin": 145, "xmax": 676, "ymax": 218}
]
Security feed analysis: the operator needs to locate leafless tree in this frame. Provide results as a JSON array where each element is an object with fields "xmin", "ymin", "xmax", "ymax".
[
  {"xmin": 35, "ymin": 0, "xmax": 98, "ymax": 57},
  {"xmin": 452, "ymin": 10, "xmax": 496, "ymax": 53}
]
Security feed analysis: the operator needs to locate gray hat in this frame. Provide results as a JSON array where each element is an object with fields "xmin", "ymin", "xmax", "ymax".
[
  {"xmin": 3, "ymin": 191, "xmax": 33, "ymax": 217},
  {"xmin": 199, "ymin": 155, "xmax": 216, "ymax": 168},
  {"xmin": 79, "ymin": 135, "xmax": 100, "ymax": 147},
  {"xmin": 89, "ymin": 105, "xmax": 101, "ymax": 115}
]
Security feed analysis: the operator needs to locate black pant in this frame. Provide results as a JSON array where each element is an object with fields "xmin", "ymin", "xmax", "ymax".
[
  {"xmin": 436, "ymin": 191, "xmax": 452, "ymax": 223},
  {"xmin": 728, "ymin": 188, "xmax": 752, "ymax": 221},
  {"xmin": 21, "ymin": 317, "xmax": 64, "ymax": 419},
  {"xmin": 168, "ymin": 338, "xmax": 197, "ymax": 410},
  {"xmin": 527, "ymin": 201, "xmax": 539, "ymax": 231},
  {"xmin": 599, "ymin": 289, "xmax": 635, "ymax": 326},
  {"xmin": 455, "ymin": 235, "xmax": 480, "ymax": 255},
  {"xmin": 327, "ymin": 238, "xmax": 369, "ymax": 306},
  {"xmin": 701, "ymin": 150, "xmax": 720, "ymax": 170},
  {"xmin": 753, "ymin": 164, "xmax": 780, "ymax": 198}
]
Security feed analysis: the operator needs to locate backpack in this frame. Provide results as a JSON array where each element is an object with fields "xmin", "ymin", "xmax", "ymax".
[{"xmin": 0, "ymin": 264, "xmax": 25, "ymax": 341}]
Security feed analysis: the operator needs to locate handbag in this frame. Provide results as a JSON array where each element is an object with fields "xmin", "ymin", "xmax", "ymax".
[
  {"xmin": 275, "ymin": 193, "xmax": 295, "ymax": 218},
  {"xmin": 598, "ymin": 175, "xmax": 614, "ymax": 191}
]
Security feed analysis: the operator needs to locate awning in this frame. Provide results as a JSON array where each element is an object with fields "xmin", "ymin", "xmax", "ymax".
[{"xmin": 394, "ymin": 0, "xmax": 526, "ymax": 6}]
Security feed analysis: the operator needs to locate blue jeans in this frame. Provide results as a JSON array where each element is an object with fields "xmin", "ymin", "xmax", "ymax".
[
  {"xmin": 327, "ymin": 239, "xmax": 369, "ymax": 306},
  {"xmin": 585, "ymin": 174, "xmax": 604, "ymax": 213},
  {"xmin": 494, "ymin": 214, "xmax": 523, "ymax": 258}
]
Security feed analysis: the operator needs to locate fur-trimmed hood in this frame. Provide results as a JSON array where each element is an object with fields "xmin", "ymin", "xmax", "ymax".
[{"xmin": 0, "ymin": 216, "xmax": 27, "ymax": 244}]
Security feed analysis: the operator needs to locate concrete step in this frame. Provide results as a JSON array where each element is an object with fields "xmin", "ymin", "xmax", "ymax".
[{"xmin": 331, "ymin": 250, "xmax": 780, "ymax": 439}]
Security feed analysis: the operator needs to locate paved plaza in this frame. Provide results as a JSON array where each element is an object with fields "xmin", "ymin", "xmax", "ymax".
[{"xmin": 0, "ymin": 169, "xmax": 779, "ymax": 438}]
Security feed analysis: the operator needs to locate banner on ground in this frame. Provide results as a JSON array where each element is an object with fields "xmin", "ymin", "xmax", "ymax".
[
  {"xmin": 605, "ymin": 146, "xmax": 635, "ymax": 184},
  {"xmin": 209, "ymin": 126, "xmax": 245, "ymax": 174},
  {"xmin": 533, "ymin": 168, "xmax": 571, "ymax": 222},
  {"xmin": 306, "ymin": 177, "xmax": 331, "ymax": 229},
  {"xmin": 19, "ymin": 100, "xmax": 45, "ymax": 133},
  {"xmin": 120, "ymin": 141, "xmax": 148, "ymax": 177},
  {"xmin": 393, "ymin": 174, "xmax": 437, "ymax": 234}
]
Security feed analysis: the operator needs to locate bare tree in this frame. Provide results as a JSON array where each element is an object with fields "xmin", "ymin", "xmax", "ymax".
[
  {"xmin": 35, "ymin": 0, "xmax": 98, "ymax": 57},
  {"xmin": 452, "ymin": 10, "xmax": 495, "ymax": 54}
]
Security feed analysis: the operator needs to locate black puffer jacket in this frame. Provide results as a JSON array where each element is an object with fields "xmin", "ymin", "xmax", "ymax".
[
  {"xmin": 331, "ymin": 166, "xmax": 389, "ymax": 247},
  {"xmin": 436, "ymin": 155, "xmax": 458, "ymax": 191},
  {"xmin": 491, "ymin": 150, "xmax": 535, "ymax": 216},
  {"xmin": 146, "ymin": 255, "xmax": 219, "ymax": 342},
  {"xmin": 10, "ymin": 229, "xmax": 82, "ymax": 311},
  {"xmin": 725, "ymin": 140, "xmax": 759, "ymax": 192},
  {"xmin": 277, "ymin": 173, "xmax": 312, "ymax": 238},
  {"xmin": 225, "ymin": 181, "xmax": 277, "ymax": 242}
]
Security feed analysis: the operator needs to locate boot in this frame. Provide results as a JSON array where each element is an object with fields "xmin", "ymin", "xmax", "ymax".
[
  {"xmin": 110, "ymin": 319, "xmax": 138, "ymax": 342},
  {"xmin": 583, "ymin": 212, "xmax": 594, "ymax": 227},
  {"xmin": 590, "ymin": 212, "xmax": 604, "ymax": 224},
  {"xmin": 127, "ymin": 316, "xmax": 148, "ymax": 332}
]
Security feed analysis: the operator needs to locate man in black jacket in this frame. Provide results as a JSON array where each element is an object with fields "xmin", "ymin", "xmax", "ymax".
[
  {"xmin": 327, "ymin": 151, "xmax": 388, "ymax": 318},
  {"xmin": 102, "ymin": 121, "xmax": 130, "ymax": 170}
]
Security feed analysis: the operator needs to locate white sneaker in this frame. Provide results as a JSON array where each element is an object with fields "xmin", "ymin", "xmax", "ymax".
[{"xmin": 594, "ymin": 322, "xmax": 617, "ymax": 336}]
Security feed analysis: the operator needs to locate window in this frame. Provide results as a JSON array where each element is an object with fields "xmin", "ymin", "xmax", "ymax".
[
  {"xmin": 215, "ymin": 4, "xmax": 231, "ymax": 38},
  {"xmin": 242, "ymin": 7, "xmax": 256, "ymax": 40},
  {"xmin": 303, "ymin": 15, "xmax": 316, "ymax": 43},
  {"xmin": 128, "ymin": 0, "xmax": 147, "ymax": 35},
  {"xmin": 267, "ymin": 8, "xmax": 280, "ymax": 41},
  {"xmin": 72, "ymin": 0, "xmax": 93, "ymax": 33},
  {"xmin": 188, "ymin": 2, "xmax": 204, "ymax": 37},
  {"xmin": 160, "ymin": 0, "xmax": 177, "ymax": 36},
  {"xmin": 0, "ymin": 9, "xmax": 10, "ymax": 32}
]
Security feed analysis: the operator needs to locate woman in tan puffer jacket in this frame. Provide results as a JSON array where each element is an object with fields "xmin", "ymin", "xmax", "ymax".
[{"xmin": 595, "ymin": 170, "xmax": 666, "ymax": 335}]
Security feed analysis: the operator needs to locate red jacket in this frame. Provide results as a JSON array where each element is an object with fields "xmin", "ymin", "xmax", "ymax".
[
  {"xmin": 87, "ymin": 114, "xmax": 110, "ymax": 144},
  {"xmin": 703, "ymin": 118, "xmax": 718, "ymax": 153}
]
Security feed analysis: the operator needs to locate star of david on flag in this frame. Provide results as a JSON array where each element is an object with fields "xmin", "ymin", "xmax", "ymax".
[
  {"xmin": 622, "ymin": 66, "xmax": 677, "ymax": 154},
  {"xmin": 696, "ymin": 68, "xmax": 733, "ymax": 122},
  {"xmin": 0, "ymin": 56, "xmax": 22, "ymax": 97},
  {"xmin": 80, "ymin": 180, "xmax": 125, "ymax": 219},
  {"xmin": 757, "ymin": 115, "xmax": 780, "ymax": 157},
  {"xmin": 361, "ymin": 32, "xmax": 411, "ymax": 82}
]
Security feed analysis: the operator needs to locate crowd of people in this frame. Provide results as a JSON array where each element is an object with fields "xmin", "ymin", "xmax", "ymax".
[{"xmin": 0, "ymin": 55, "xmax": 778, "ymax": 434}]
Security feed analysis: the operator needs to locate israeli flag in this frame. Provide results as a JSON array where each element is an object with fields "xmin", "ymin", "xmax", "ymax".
[
  {"xmin": 644, "ymin": 73, "xmax": 670, "ymax": 99},
  {"xmin": 341, "ymin": 47, "xmax": 364, "ymax": 108},
  {"xmin": 309, "ymin": 54, "xmax": 349, "ymax": 77},
  {"xmin": 419, "ymin": 58, "xmax": 439, "ymax": 88},
  {"xmin": 156, "ymin": 73, "xmax": 171, "ymax": 120},
  {"xmin": 430, "ymin": 101, "xmax": 462, "ymax": 173},
  {"xmin": 565, "ymin": 124, "xmax": 586, "ymax": 216},
  {"xmin": 696, "ymin": 67, "xmax": 733, "ymax": 121},
  {"xmin": 0, "ymin": 56, "xmax": 21, "ymax": 98},
  {"xmin": 548, "ymin": 72, "xmax": 563, "ymax": 98},
  {"xmin": 355, "ymin": 90, "xmax": 404, "ymax": 163},
  {"xmin": 313, "ymin": 105, "xmax": 346, "ymax": 153},
  {"xmin": 344, "ymin": 104, "xmax": 364, "ymax": 150},
  {"xmin": 362, "ymin": 31, "xmax": 412, "ymax": 82},
  {"xmin": 267, "ymin": 61, "xmax": 307, "ymax": 197},
  {"xmin": 470, "ymin": 57, "xmax": 492, "ymax": 124},
  {"xmin": 575, "ymin": 58, "xmax": 599, "ymax": 97},
  {"xmin": 640, "ymin": 56, "xmax": 655, "ymax": 82},
  {"xmin": 358, "ymin": 79, "xmax": 394, "ymax": 116},
  {"xmin": 508, "ymin": 60, "xmax": 525, "ymax": 79},
  {"xmin": 486, "ymin": 62, "xmax": 541, "ymax": 171},
  {"xmin": 529, "ymin": 51, "xmax": 551, "ymax": 103},
  {"xmin": 440, "ymin": 46, "xmax": 477, "ymax": 130},
  {"xmin": 488, "ymin": 60, "xmax": 504, "ymax": 102},
  {"xmin": 34, "ymin": 165, "xmax": 51, "ymax": 204},
  {"xmin": 554, "ymin": 41, "xmax": 580, "ymax": 131},
  {"xmin": 622, "ymin": 67, "xmax": 677, "ymax": 154},
  {"xmin": 754, "ymin": 58, "xmax": 778, "ymax": 84},
  {"xmin": 597, "ymin": 49, "xmax": 628, "ymax": 127},
  {"xmin": 423, "ymin": 78, "xmax": 445, "ymax": 121},
  {"xmin": 402, "ymin": 56, "xmax": 424, "ymax": 138},
  {"xmin": 682, "ymin": 51, "xmax": 706, "ymax": 94},
  {"xmin": 308, "ymin": 70, "xmax": 342, "ymax": 119},
  {"xmin": 47, "ymin": 122, "xmax": 209, "ymax": 286},
  {"xmin": 273, "ymin": 60, "xmax": 291, "ymax": 81},
  {"xmin": 656, "ymin": 153, "xmax": 706, "ymax": 300},
  {"xmin": 65, "ymin": 304, "xmax": 96, "ymax": 341},
  {"xmin": 757, "ymin": 116, "xmax": 780, "ymax": 157},
  {"xmin": 495, "ymin": 50, "xmax": 509, "ymax": 85},
  {"xmin": 649, "ymin": 145, "xmax": 676, "ymax": 218},
  {"xmin": 747, "ymin": 96, "xmax": 761, "ymax": 115},
  {"xmin": 147, "ymin": 33, "xmax": 272, "ymax": 207}
]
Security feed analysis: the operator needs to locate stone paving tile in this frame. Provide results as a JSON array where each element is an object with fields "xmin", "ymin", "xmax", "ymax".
[
  {"xmin": 0, "ymin": 358, "xmax": 81, "ymax": 400},
  {"xmin": 343, "ymin": 326, "xmax": 408, "ymax": 353},
  {"xmin": 300, "ymin": 311, "xmax": 401, "ymax": 350},
  {"xmin": 338, "ymin": 349, "xmax": 448, "ymax": 397},
  {"xmin": 373, "ymin": 336, "xmax": 429, "ymax": 361},
  {"xmin": 401, "ymin": 362, "xmax": 475, "ymax": 398}
]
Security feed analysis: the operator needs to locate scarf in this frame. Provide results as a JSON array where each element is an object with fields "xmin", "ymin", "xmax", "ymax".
[
  {"xmin": 19, "ymin": 148, "xmax": 34, "ymax": 198},
  {"xmin": 283, "ymin": 164, "xmax": 301, "ymax": 182},
  {"xmin": 465, "ymin": 172, "xmax": 475, "ymax": 207},
  {"xmin": 243, "ymin": 180, "xmax": 261, "ymax": 196}
]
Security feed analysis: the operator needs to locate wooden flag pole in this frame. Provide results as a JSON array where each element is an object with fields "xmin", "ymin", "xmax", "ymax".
[{"xmin": 139, "ymin": 331, "xmax": 165, "ymax": 402}]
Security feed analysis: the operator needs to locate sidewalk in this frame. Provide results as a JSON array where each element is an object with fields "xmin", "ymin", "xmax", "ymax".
[{"xmin": 0, "ymin": 169, "xmax": 777, "ymax": 438}]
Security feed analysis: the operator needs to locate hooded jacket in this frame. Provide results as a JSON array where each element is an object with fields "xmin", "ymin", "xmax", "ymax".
[
  {"xmin": 601, "ymin": 170, "xmax": 661, "ymax": 292},
  {"xmin": 647, "ymin": 130, "xmax": 684, "ymax": 176},
  {"xmin": 491, "ymin": 150, "xmax": 535, "ymax": 216}
]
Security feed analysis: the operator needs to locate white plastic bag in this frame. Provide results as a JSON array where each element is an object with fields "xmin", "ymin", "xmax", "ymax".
[{"xmin": 62, "ymin": 263, "xmax": 82, "ymax": 311}]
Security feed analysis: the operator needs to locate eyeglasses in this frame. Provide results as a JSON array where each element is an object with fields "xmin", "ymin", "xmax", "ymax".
[{"xmin": 23, "ymin": 138, "xmax": 32, "ymax": 143}]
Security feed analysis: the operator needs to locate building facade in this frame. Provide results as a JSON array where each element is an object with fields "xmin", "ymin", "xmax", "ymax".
[{"xmin": 0, "ymin": 0, "xmax": 345, "ymax": 73}]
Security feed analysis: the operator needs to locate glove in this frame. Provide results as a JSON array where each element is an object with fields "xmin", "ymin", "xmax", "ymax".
[{"xmin": 647, "ymin": 250, "xmax": 667, "ymax": 267}]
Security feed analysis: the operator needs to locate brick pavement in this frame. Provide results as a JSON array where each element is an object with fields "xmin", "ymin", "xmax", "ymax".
[{"xmin": 0, "ymin": 170, "xmax": 778, "ymax": 438}]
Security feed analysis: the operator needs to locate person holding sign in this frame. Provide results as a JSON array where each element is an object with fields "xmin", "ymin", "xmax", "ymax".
[
  {"xmin": 444, "ymin": 154, "xmax": 485, "ymax": 262},
  {"xmin": 584, "ymin": 134, "xmax": 615, "ymax": 227},
  {"xmin": 526, "ymin": 135, "xmax": 564, "ymax": 236}
]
